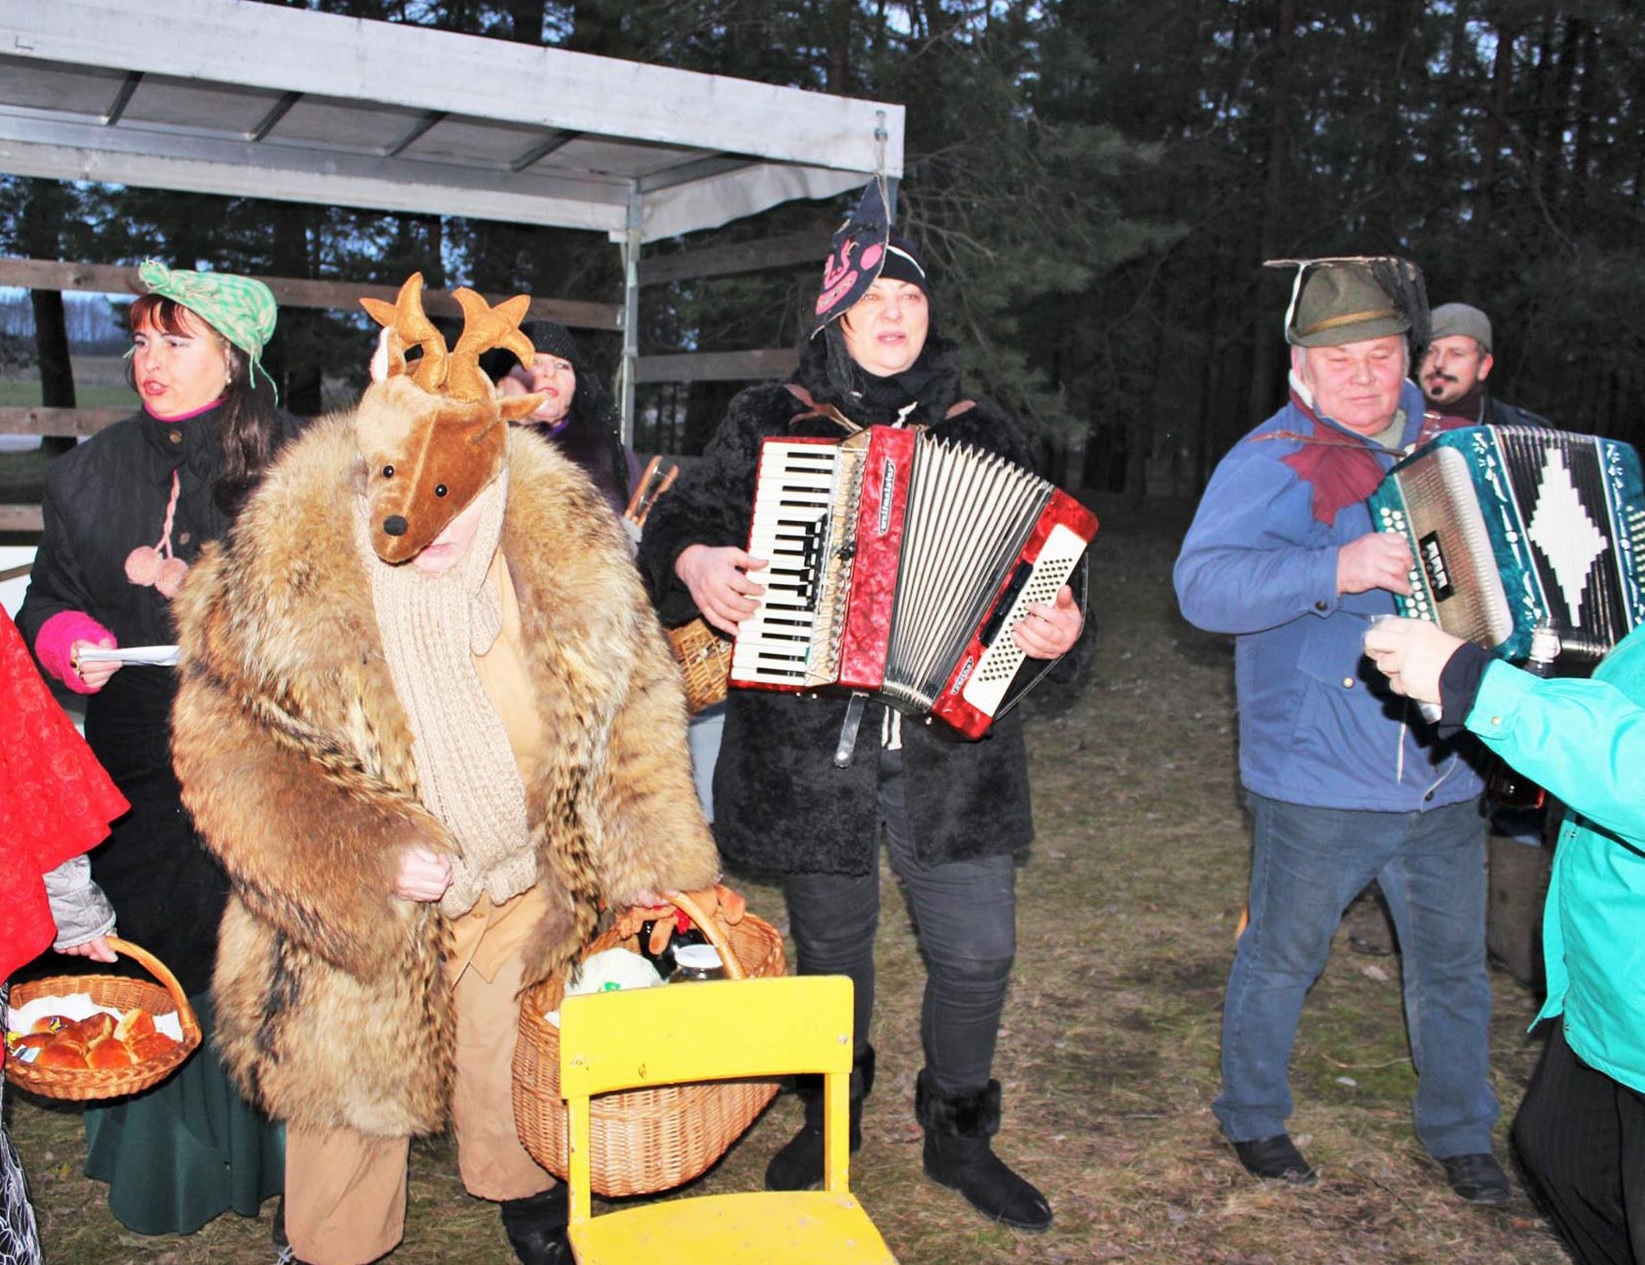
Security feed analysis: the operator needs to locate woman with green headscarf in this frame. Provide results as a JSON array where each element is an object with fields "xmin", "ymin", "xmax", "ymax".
[{"xmin": 16, "ymin": 261, "xmax": 297, "ymax": 1242}]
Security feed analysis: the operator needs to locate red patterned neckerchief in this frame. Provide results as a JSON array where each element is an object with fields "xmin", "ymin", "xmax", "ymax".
[{"xmin": 1256, "ymin": 389, "xmax": 1471, "ymax": 526}]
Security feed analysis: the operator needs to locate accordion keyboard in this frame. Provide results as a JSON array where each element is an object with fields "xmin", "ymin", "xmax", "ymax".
[{"xmin": 733, "ymin": 439, "xmax": 848, "ymax": 687}]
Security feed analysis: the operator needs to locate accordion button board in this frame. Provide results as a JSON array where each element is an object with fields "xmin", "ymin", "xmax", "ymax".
[{"xmin": 1367, "ymin": 424, "xmax": 1645, "ymax": 667}]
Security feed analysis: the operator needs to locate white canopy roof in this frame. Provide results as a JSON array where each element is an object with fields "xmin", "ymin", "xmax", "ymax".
[{"xmin": 0, "ymin": 0, "xmax": 903, "ymax": 244}]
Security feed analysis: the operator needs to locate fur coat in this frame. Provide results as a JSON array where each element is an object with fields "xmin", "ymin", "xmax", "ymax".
[{"xmin": 171, "ymin": 416, "xmax": 719, "ymax": 1137}]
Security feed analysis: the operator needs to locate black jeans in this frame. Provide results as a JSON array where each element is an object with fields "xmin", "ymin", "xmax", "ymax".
[
  {"xmin": 1514, "ymin": 1020, "xmax": 1645, "ymax": 1265},
  {"xmin": 783, "ymin": 746, "xmax": 1017, "ymax": 1097}
]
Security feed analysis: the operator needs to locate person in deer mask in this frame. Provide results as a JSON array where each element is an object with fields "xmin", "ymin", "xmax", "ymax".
[{"xmin": 170, "ymin": 275, "xmax": 718, "ymax": 1265}]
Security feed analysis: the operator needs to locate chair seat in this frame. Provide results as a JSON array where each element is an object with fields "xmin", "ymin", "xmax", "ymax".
[{"xmin": 569, "ymin": 1188, "xmax": 897, "ymax": 1265}]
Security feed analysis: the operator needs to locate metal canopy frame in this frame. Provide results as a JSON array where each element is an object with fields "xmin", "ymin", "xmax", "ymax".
[{"xmin": 0, "ymin": 0, "xmax": 904, "ymax": 434}]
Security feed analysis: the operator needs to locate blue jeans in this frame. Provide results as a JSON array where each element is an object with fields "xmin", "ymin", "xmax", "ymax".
[
  {"xmin": 1215, "ymin": 793, "xmax": 1498, "ymax": 1159},
  {"xmin": 784, "ymin": 747, "xmax": 1017, "ymax": 1097}
]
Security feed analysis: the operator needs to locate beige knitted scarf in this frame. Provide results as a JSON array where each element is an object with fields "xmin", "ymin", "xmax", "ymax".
[{"xmin": 360, "ymin": 475, "xmax": 537, "ymax": 917}]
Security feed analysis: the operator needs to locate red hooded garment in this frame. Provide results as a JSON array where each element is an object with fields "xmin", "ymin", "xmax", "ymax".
[{"xmin": 0, "ymin": 607, "xmax": 128, "ymax": 983}]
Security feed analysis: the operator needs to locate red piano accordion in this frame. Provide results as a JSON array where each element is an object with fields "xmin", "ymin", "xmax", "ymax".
[{"xmin": 731, "ymin": 425, "xmax": 1097, "ymax": 740}]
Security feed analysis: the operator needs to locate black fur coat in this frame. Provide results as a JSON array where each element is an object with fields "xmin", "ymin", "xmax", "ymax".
[{"xmin": 637, "ymin": 333, "xmax": 1086, "ymax": 876}]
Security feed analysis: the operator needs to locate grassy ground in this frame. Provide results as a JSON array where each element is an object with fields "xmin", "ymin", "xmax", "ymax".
[
  {"xmin": 0, "ymin": 382, "xmax": 136, "ymax": 408},
  {"xmin": 7, "ymin": 495, "xmax": 1570, "ymax": 1264},
  {"xmin": 0, "ymin": 355, "xmax": 136, "ymax": 410}
]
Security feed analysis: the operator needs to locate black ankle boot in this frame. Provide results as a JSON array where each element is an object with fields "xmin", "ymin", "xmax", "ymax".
[
  {"xmin": 916, "ymin": 1069, "xmax": 1052, "ymax": 1232},
  {"xmin": 765, "ymin": 1044, "xmax": 875, "ymax": 1191},
  {"xmin": 499, "ymin": 1185, "xmax": 572, "ymax": 1265}
]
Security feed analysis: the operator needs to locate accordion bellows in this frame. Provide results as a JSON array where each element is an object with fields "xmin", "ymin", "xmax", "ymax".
[{"xmin": 1368, "ymin": 425, "xmax": 1645, "ymax": 666}]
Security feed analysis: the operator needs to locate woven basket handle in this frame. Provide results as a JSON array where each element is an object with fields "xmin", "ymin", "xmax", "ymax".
[
  {"xmin": 105, "ymin": 937, "xmax": 191, "ymax": 1015},
  {"xmin": 667, "ymin": 889, "xmax": 747, "ymax": 981}
]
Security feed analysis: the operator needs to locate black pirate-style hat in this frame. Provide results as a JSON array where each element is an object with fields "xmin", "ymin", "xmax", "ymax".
[{"xmin": 811, "ymin": 178, "xmax": 928, "ymax": 338}]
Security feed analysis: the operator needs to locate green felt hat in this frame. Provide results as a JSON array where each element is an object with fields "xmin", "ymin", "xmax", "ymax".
[{"xmin": 1269, "ymin": 256, "xmax": 1427, "ymax": 349}]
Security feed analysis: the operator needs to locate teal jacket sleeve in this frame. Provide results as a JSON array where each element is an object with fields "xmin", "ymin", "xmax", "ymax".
[{"xmin": 1468, "ymin": 660, "xmax": 1645, "ymax": 841}]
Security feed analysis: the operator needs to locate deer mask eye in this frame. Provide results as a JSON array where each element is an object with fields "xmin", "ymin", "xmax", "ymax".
[
  {"xmin": 435, "ymin": 484, "xmax": 448, "ymax": 497},
  {"xmin": 382, "ymin": 465, "xmax": 395, "ymax": 478}
]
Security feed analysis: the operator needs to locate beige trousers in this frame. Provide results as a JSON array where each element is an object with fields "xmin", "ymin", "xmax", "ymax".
[{"xmin": 283, "ymin": 891, "xmax": 555, "ymax": 1265}]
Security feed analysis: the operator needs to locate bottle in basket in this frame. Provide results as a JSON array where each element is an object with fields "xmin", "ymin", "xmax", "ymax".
[{"xmin": 669, "ymin": 944, "xmax": 725, "ymax": 983}]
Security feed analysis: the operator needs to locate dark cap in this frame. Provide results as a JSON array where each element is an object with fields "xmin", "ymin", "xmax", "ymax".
[
  {"xmin": 1269, "ymin": 256, "xmax": 1427, "ymax": 349},
  {"xmin": 478, "ymin": 318, "xmax": 581, "ymax": 384},
  {"xmin": 519, "ymin": 319, "xmax": 579, "ymax": 364},
  {"xmin": 878, "ymin": 235, "xmax": 928, "ymax": 293},
  {"xmin": 1428, "ymin": 302, "xmax": 1492, "ymax": 353}
]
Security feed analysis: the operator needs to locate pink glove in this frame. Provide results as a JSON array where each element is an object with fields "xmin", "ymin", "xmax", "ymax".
[{"xmin": 34, "ymin": 610, "xmax": 116, "ymax": 694}]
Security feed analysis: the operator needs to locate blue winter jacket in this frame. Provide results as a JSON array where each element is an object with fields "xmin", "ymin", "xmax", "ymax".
[
  {"xmin": 1469, "ymin": 628, "xmax": 1645, "ymax": 1094},
  {"xmin": 1175, "ymin": 380, "xmax": 1484, "ymax": 810}
]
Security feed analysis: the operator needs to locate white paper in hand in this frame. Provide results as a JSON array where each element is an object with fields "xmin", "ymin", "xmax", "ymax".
[{"xmin": 77, "ymin": 645, "xmax": 180, "ymax": 667}]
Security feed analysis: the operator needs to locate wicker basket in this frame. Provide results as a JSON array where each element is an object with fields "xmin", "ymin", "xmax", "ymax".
[
  {"xmin": 513, "ymin": 889, "xmax": 786, "ymax": 1196},
  {"xmin": 665, "ymin": 618, "xmax": 731, "ymax": 715},
  {"xmin": 5, "ymin": 937, "xmax": 202, "ymax": 1101}
]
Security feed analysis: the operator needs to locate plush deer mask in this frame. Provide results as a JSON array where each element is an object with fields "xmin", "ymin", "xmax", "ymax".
[{"xmin": 356, "ymin": 274, "xmax": 542, "ymax": 564}]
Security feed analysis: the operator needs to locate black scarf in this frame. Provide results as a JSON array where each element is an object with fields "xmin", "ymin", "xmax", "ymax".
[{"xmin": 797, "ymin": 324, "xmax": 962, "ymax": 428}]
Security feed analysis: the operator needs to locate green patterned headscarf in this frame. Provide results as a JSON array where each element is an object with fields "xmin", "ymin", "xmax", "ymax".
[{"xmin": 138, "ymin": 260, "xmax": 278, "ymax": 394}]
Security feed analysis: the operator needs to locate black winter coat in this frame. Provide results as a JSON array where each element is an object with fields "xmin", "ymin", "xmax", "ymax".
[
  {"xmin": 638, "ymin": 335, "xmax": 1082, "ymax": 876},
  {"xmin": 520, "ymin": 410, "xmax": 629, "ymax": 513},
  {"xmin": 1483, "ymin": 395, "xmax": 1553, "ymax": 430},
  {"xmin": 17, "ymin": 405, "xmax": 300, "ymax": 995}
]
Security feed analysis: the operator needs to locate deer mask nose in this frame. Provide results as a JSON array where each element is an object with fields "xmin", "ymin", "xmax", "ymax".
[{"xmin": 382, "ymin": 515, "xmax": 408, "ymax": 537}]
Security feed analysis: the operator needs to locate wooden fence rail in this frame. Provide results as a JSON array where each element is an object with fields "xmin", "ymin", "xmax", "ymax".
[
  {"xmin": 0, "ymin": 407, "xmax": 129, "ymax": 438},
  {"xmin": 0, "ymin": 257, "xmax": 621, "ymax": 330},
  {"xmin": 0, "ymin": 508, "xmax": 44, "ymax": 534}
]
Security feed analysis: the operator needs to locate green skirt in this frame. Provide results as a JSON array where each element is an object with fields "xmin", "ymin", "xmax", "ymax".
[{"xmin": 83, "ymin": 990, "xmax": 284, "ymax": 1235}]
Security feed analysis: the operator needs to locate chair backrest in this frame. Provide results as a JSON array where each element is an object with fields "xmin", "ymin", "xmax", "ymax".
[{"xmin": 558, "ymin": 974, "xmax": 855, "ymax": 1222}]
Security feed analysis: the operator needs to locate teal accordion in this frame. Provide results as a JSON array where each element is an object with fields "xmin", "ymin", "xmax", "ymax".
[{"xmin": 1367, "ymin": 425, "xmax": 1645, "ymax": 666}]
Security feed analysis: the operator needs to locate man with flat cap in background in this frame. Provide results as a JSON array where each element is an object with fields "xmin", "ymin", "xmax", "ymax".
[
  {"xmin": 1174, "ymin": 258, "xmax": 1508, "ymax": 1204},
  {"xmin": 1420, "ymin": 302, "xmax": 1549, "ymax": 427}
]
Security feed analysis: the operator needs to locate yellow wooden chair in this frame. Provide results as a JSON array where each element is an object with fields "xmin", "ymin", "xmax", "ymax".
[{"xmin": 558, "ymin": 974, "xmax": 898, "ymax": 1264}]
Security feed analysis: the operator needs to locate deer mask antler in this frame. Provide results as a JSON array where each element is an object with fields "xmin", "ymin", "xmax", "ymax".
[
  {"xmin": 448, "ymin": 288, "xmax": 536, "ymax": 403},
  {"xmin": 360, "ymin": 273, "xmax": 447, "ymax": 392}
]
